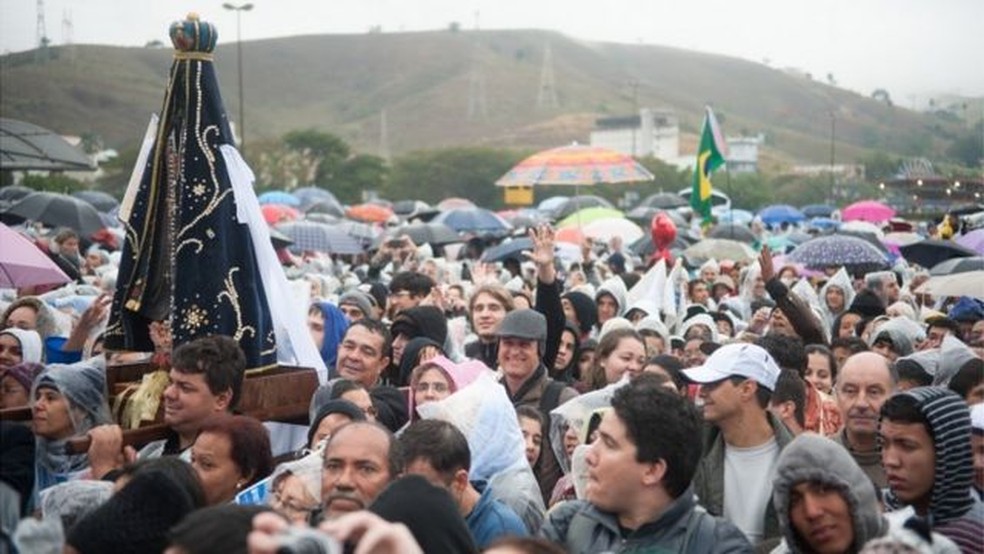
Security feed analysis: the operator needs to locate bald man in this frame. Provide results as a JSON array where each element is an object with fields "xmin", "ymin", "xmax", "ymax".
[{"xmin": 831, "ymin": 352, "xmax": 898, "ymax": 489}]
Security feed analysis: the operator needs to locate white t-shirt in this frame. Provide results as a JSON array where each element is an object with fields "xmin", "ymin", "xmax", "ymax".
[{"xmin": 723, "ymin": 437, "xmax": 780, "ymax": 544}]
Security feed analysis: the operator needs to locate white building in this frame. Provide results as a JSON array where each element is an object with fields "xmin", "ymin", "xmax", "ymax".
[
  {"xmin": 590, "ymin": 108, "xmax": 680, "ymax": 162},
  {"xmin": 725, "ymin": 134, "xmax": 764, "ymax": 174}
]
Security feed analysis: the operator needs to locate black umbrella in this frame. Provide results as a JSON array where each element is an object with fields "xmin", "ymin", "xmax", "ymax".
[
  {"xmin": 929, "ymin": 256, "xmax": 984, "ymax": 276},
  {"xmin": 638, "ymin": 192, "xmax": 688, "ymax": 210},
  {"xmin": 708, "ymin": 223, "xmax": 756, "ymax": 243},
  {"xmin": 629, "ymin": 233, "xmax": 691, "ymax": 257},
  {"xmin": 900, "ymin": 239, "xmax": 977, "ymax": 269},
  {"xmin": 383, "ymin": 222, "xmax": 460, "ymax": 247},
  {"xmin": 0, "ymin": 185, "xmax": 34, "ymax": 203},
  {"xmin": 625, "ymin": 206, "xmax": 688, "ymax": 228},
  {"xmin": 482, "ymin": 237, "xmax": 534, "ymax": 262},
  {"xmin": 801, "ymin": 204, "xmax": 835, "ymax": 218},
  {"xmin": 1, "ymin": 118, "xmax": 96, "ymax": 171},
  {"xmin": 292, "ymin": 186, "xmax": 339, "ymax": 209},
  {"xmin": 72, "ymin": 190, "xmax": 120, "ymax": 212},
  {"xmin": 1, "ymin": 191, "xmax": 104, "ymax": 236},
  {"xmin": 268, "ymin": 227, "xmax": 294, "ymax": 249},
  {"xmin": 304, "ymin": 199, "xmax": 346, "ymax": 218},
  {"xmin": 550, "ymin": 195, "xmax": 614, "ymax": 220},
  {"xmin": 305, "ymin": 212, "xmax": 341, "ymax": 225}
]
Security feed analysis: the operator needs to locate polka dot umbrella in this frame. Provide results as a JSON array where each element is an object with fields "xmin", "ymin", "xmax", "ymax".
[{"xmin": 787, "ymin": 234, "xmax": 889, "ymax": 273}]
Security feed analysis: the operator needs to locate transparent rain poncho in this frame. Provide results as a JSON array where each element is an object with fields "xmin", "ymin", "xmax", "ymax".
[
  {"xmin": 31, "ymin": 362, "xmax": 113, "ymax": 493},
  {"xmin": 417, "ymin": 372, "xmax": 546, "ymax": 532},
  {"xmin": 549, "ymin": 378, "xmax": 627, "ymax": 475}
]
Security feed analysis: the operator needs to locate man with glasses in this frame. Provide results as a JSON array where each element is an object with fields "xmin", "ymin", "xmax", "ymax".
[
  {"xmin": 386, "ymin": 271, "xmax": 435, "ymax": 320},
  {"xmin": 682, "ymin": 342, "xmax": 791, "ymax": 548}
]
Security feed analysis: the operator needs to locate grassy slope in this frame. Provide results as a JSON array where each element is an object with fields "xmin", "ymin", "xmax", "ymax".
[{"xmin": 0, "ymin": 29, "xmax": 969, "ymax": 166}]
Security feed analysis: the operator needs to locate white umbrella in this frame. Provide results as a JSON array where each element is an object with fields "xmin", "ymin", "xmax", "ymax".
[{"xmin": 915, "ymin": 271, "xmax": 984, "ymax": 299}]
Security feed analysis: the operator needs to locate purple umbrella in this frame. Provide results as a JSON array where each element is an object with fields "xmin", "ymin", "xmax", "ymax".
[{"xmin": 956, "ymin": 229, "xmax": 984, "ymax": 254}]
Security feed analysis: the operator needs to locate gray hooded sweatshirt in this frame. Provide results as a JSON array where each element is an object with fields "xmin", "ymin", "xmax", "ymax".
[
  {"xmin": 885, "ymin": 387, "xmax": 984, "ymax": 554},
  {"xmin": 772, "ymin": 433, "xmax": 888, "ymax": 553}
]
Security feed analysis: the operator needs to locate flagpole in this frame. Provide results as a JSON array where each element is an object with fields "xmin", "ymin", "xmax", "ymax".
[{"xmin": 724, "ymin": 160, "xmax": 734, "ymax": 239}]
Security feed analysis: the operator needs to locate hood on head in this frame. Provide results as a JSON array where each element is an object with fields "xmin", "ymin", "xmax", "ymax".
[
  {"xmin": 773, "ymin": 433, "xmax": 887, "ymax": 553},
  {"xmin": 892, "ymin": 387, "xmax": 975, "ymax": 525},
  {"xmin": 595, "ymin": 277, "xmax": 628, "ymax": 319}
]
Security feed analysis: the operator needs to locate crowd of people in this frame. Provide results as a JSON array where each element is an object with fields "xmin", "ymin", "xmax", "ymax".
[{"xmin": 1, "ymin": 212, "xmax": 983, "ymax": 554}]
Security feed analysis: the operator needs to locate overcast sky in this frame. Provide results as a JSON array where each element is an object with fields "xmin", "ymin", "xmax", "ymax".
[{"xmin": 2, "ymin": 0, "xmax": 981, "ymax": 105}]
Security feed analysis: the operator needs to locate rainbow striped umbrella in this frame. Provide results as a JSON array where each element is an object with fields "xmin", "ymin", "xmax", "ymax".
[{"xmin": 495, "ymin": 144, "xmax": 654, "ymax": 187}]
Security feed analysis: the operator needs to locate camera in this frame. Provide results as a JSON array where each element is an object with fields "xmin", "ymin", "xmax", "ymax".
[{"xmin": 275, "ymin": 527, "xmax": 343, "ymax": 554}]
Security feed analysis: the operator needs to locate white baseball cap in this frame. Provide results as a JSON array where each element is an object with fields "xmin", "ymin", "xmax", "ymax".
[
  {"xmin": 972, "ymin": 404, "xmax": 984, "ymax": 432},
  {"xmin": 682, "ymin": 342, "xmax": 780, "ymax": 391}
]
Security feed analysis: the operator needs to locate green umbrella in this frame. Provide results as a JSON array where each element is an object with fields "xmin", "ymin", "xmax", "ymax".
[{"xmin": 557, "ymin": 207, "xmax": 624, "ymax": 228}]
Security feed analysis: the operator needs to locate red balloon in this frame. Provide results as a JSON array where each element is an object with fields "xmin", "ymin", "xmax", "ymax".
[{"xmin": 649, "ymin": 213, "xmax": 677, "ymax": 266}]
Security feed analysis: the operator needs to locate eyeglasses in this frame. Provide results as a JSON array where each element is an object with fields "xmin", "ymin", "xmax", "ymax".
[
  {"xmin": 414, "ymin": 382, "xmax": 449, "ymax": 394},
  {"xmin": 388, "ymin": 291, "xmax": 412, "ymax": 299}
]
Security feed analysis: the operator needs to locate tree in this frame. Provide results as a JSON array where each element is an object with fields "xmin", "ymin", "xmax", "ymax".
[
  {"xmin": 282, "ymin": 129, "xmax": 351, "ymax": 186},
  {"xmin": 946, "ymin": 121, "xmax": 984, "ymax": 168},
  {"xmin": 331, "ymin": 154, "xmax": 389, "ymax": 203},
  {"xmin": 21, "ymin": 173, "xmax": 87, "ymax": 193},
  {"xmin": 857, "ymin": 151, "xmax": 900, "ymax": 182},
  {"xmin": 636, "ymin": 156, "xmax": 689, "ymax": 192},
  {"xmin": 95, "ymin": 146, "xmax": 140, "ymax": 198},
  {"xmin": 387, "ymin": 148, "xmax": 526, "ymax": 207},
  {"xmin": 871, "ymin": 89, "xmax": 893, "ymax": 107}
]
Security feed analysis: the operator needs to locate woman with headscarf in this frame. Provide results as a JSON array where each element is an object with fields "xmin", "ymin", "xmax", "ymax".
[
  {"xmin": 307, "ymin": 301, "xmax": 349, "ymax": 375},
  {"xmin": 406, "ymin": 356, "xmax": 487, "ymax": 423},
  {"xmin": 1, "ymin": 361, "xmax": 45, "ymax": 409},
  {"xmin": 31, "ymin": 362, "xmax": 112, "ymax": 497},
  {"xmin": 0, "ymin": 328, "xmax": 43, "ymax": 371},
  {"xmin": 819, "ymin": 267, "xmax": 856, "ymax": 331}
]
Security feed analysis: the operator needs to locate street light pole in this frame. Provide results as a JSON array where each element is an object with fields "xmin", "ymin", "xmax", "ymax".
[
  {"xmin": 222, "ymin": 3, "xmax": 253, "ymax": 153},
  {"xmin": 828, "ymin": 110, "xmax": 836, "ymax": 204}
]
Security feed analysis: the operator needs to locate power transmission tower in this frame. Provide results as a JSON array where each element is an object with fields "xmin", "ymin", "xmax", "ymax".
[
  {"xmin": 466, "ymin": 12, "xmax": 487, "ymax": 122},
  {"xmin": 467, "ymin": 53, "xmax": 488, "ymax": 121},
  {"xmin": 537, "ymin": 42, "xmax": 559, "ymax": 109},
  {"xmin": 36, "ymin": 0, "xmax": 50, "ymax": 64},
  {"xmin": 62, "ymin": 9, "xmax": 76, "ymax": 62},
  {"xmin": 379, "ymin": 109, "xmax": 391, "ymax": 162}
]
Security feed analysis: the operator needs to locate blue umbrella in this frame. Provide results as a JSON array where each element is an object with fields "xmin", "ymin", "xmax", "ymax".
[
  {"xmin": 258, "ymin": 190, "xmax": 300, "ymax": 206},
  {"xmin": 431, "ymin": 207, "xmax": 512, "ymax": 235},
  {"xmin": 758, "ymin": 204, "xmax": 806, "ymax": 226},
  {"xmin": 801, "ymin": 204, "xmax": 835, "ymax": 218},
  {"xmin": 788, "ymin": 235, "xmax": 888, "ymax": 272},
  {"xmin": 808, "ymin": 217, "xmax": 841, "ymax": 231}
]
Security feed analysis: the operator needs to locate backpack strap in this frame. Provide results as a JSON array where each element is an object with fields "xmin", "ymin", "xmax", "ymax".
[
  {"xmin": 679, "ymin": 505, "xmax": 716, "ymax": 553},
  {"xmin": 539, "ymin": 380, "xmax": 565, "ymax": 416}
]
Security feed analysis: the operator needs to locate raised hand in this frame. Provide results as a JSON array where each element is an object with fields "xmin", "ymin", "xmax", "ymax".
[
  {"xmin": 758, "ymin": 246, "xmax": 776, "ymax": 283},
  {"xmin": 525, "ymin": 224, "xmax": 557, "ymax": 284}
]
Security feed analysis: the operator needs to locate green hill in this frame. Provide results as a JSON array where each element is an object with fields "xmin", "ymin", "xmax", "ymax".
[{"xmin": 0, "ymin": 29, "xmax": 971, "ymax": 166}]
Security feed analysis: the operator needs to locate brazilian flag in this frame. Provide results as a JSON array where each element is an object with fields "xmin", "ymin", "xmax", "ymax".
[{"xmin": 690, "ymin": 106, "xmax": 727, "ymax": 224}]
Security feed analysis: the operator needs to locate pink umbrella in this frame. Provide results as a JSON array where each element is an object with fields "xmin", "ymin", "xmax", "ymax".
[
  {"xmin": 0, "ymin": 223, "xmax": 71, "ymax": 288},
  {"xmin": 841, "ymin": 200, "xmax": 895, "ymax": 223}
]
